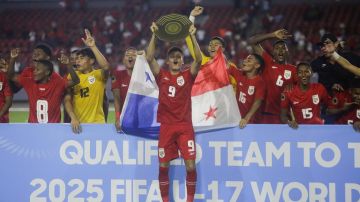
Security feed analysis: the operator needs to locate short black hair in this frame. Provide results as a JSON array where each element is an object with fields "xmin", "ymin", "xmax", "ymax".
[
  {"xmin": 125, "ymin": 47, "xmax": 137, "ymax": 52},
  {"xmin": 252, "ymin": 53, "xmax": 265, "ymax": 73},
  {"xmin": 77, "ymin": 48, "xmax": 95, "ymax": 59},
  {"xmin": 297, "ymin": 62, "xmax": 312, "ymax": 71},
  {"xmin": 167, "ymin": 46, "xmax": 183, "ymax": 57},
  {"xmin": 210, "ymin": 36, "xmax": 226, "ymax": 48},
  {"xmin": 35, "ymin": 44, "xmax": 52, "ymax": 57},
  {"xmin": 273, "ymin": 40, "xmax": 287, "ymax": 47},
  {"xmin": 36, "ymin": 59, "xmax": 54, "ymax": 76}
]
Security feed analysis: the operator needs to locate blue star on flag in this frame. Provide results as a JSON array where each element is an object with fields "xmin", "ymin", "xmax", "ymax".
[{"xmin": 145, "ymin": 71, "xmax": 153, "ymax": 83}]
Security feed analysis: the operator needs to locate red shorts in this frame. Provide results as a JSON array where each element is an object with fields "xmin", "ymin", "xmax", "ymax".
[{"xmin": 158, "ymin": 122, "xmax": 196, "ymax": 163}]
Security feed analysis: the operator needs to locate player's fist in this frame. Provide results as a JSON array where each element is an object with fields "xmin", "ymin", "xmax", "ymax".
[
  {"xmin": 189, "ymin": 24, "xmax": 197, "ymax": 35},
  {"xmin": 150, "ymin": 22, "xmax": 158, "ymax": 33},
  {"xmin": 287, "ymin": 120, "xmax": 298, "ymax": 129},
  {"xmin": 239, "ymin": 118, "xmax": 249, "ymax": 129},
  {"xmin": 82, "ymin": 29, "xmax": 96, "ymax": 47},
  {"xmin": 190, "ymin": 6, "xmax": 204, "ymax": 17},
  {"xmin": 273, "ymin": 29, "xmax": 292, "ymax": 40},
  {"xmin": 10, "ymin": 48, "xmax": 20, "ymax": 59}
]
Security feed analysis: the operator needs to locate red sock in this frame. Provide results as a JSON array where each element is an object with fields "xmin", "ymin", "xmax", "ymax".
[
  {"xmin": 186, "ymin": 169, "xmax": 197, "ymax": 202},
  {"xmin": 159, "ymin": 167, "xmax": 169, "ymax": 202}
]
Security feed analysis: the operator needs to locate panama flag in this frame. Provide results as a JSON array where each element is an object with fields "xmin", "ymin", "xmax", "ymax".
[
  {"xmin": 191, "ymin": 49, "xmax": 241, "ymax": 132},
  {"xmin": 121, "ymin": 50, "xmax": 240, "ymax": 138},
  {"xmin": 120, "ymin": 54, "xmax": 160, "ymax": 139}
]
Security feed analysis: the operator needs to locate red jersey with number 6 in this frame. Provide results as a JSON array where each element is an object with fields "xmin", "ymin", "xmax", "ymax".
[
  {"xmin": 262, "ymin": 51, "xmax": 297, "ymax": 115},
  {"xmin": 18, "ymin": 74, "xmax": 67, "ymax": 123},
  {"xmin": 281, "ymin": 83, "xmax": 329, "ymax": 124},
  {"xmin": 156, "ymin": 69, "xmax": 194, "ymax": 124}
]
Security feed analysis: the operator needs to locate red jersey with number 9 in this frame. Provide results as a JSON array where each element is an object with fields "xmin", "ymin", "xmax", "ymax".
[
  {"xmin": 156, "ymin": 69, "xmax": 194, "ymax": 124},
  {"xmin": 18, "ymin": 74, "xmax": 67, "ymax": 123}
]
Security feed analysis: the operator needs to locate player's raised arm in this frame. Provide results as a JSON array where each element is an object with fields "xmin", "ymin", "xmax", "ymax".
[
  {"xmin": 7, "ymin": 48, "xmax": 20, "ymax": 83},
  {"xmin": 248, "ymin": 29, "xmax": 292, "ymax": 55},
  {"xmin": 189, "ymin": 24, "xmax": 202, "ymax": 76},
  {"xmin": 331, "ymin": 52, "xmax": 360, "ymax": 76},
  {"xmin": 146, "ymin": 22, "xmax": 161, "ymax": 76},
  {"xmin": 82, "ymin": 29, "xmax": 111, "ymax": 79},
  {"xmin": 185, "ymin": 6, "xmax": 206, "ymax": 62},
  {"xmin": 58, "ymin": 53, "xmax": 80, "ymax": 87}
]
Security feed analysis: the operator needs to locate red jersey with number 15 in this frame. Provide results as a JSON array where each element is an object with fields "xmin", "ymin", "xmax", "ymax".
[
  {"xmin": 262, "ymin": 51, "xmax": 297, "ymax": 115},
  {"xmin": 156, "ymin": 68, "xmax": 194, "ymax": 124},
  {"xmin": 18, "ymin": 74, "xmax": 67, "ymax": 123},
  {"xmin": 281, "ymin": 83, "xmax": 329, "ymax": 124}
]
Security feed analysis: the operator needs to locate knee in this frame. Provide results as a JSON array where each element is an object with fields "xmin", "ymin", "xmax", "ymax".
[{"xmin": 185, "ymin": 161, "xmax": 196, "ymax": 172}]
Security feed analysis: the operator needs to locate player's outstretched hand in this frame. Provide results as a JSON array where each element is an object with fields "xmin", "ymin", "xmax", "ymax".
[
  {"xmin": 58, "ymin": 52, "xmax": 70, "ymax": 65},
  {"xmin": 150, "ymin": 22, "xmax": 158, "ymax": 33},
  {"xmin": 190, "ymin": 6, "xmax": 204, "ymax": 17},
  {"xmin": 82, "ymin": 29, "xmax": 95, "ymax": 47},
  {"xmin": 10, "ymin": 48, "xmax": 20, "ymax": 59},
  {"xmin": 287, "ymin": 120, "xmax": 298, "ymax": 129},
  {"xmin": 353, "ymin": 121, "xmax": 360, "ymax": 132},
  {"xmin": 189, "ymin": 24, "xmax": 197, "ymax": 35},
  {"xmin": 273, "ymin": 29, "xmax": 292, "ymax": 40},
  {"xmin": 239, "ymin": 118, "xmax": 249, "ymax": 129},
  {"xmin": 71, "ymin": 118, "xmax": 82, "ymax": 134}
]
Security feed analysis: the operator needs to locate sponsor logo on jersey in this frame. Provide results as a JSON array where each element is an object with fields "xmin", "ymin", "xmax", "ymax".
[
  {"xmin": 272, "ymin": 66, "xmax": 278, "ymax": 69},
  {"xmin": 164, "ymin": 77, "xmax": 170, "ymax": 81},
  {"xmin": 121, "ymin": 84, "xmax": 128, "ymax": 87},
  {"xmin": 312, "ymin": 94, "xmax": 319, "ymax": 104},
  {"xmin": 88, "ymin": 76, "xmax": 96, "ymax": 84},
  {"xmin": 177, "ymin": 76, "xmax": 185, "ymax": 86},
  {"xmin": 158, "ymin": 148, "xmax": 165, "ymax": 158},
  {"xmin": 248, "ymin": 86, "xmax": 255, "ymax": 95},
  {"xmin": 284, "ymin": 70, "xmax": 292, "ymax": 80},
  {"xmin": 293, "ymin": 101, "xmax": 299, "ymax": 105},
  {"xmin": 39, "ymin": 88, "xmax": 46, "ymax": 91}
]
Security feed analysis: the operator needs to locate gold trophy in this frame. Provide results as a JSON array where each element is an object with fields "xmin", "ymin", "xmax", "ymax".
[{"xmin": 155, "ymin": 13, "xmax": 192, "ymax": 42}]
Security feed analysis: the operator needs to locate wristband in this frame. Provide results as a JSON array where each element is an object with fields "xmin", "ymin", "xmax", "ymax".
[
  {"xmin": 189, "ymin": 15, "xmax": 195, "ymax": 23},
  {"xmin": 332, "ymin": 51, "xmax": 340, "ymax": 60},
  {"xmin": 116, "ymin": 111, "xmax": 120, "ymax": 120}
]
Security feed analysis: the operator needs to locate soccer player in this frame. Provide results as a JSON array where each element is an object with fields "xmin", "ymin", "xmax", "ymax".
[
  {"xmin": 65, "ymin": 29, "xmax": 111, "ymax": 133},
  {"xmin": 8, "ymin": 49, "xmax": 79, "ymax": 123},
  {"xmin": 248, "ymin": 29, "xmax": 297, "ymax": 124},
  {"xmin": 8, "ymin": 44, "xmax": 62, "ymax": 93},
  {"xmin": 0, "ymin": 56, "xmax": 12, "ymax": 123},
  {"xmin": 146, "ymin": 23, "xmax": 202, "ymax": 202},
  {"xmin": 111, "ymin": 47, "xmax": 136, "ymax": 132},
  {"xmin": 227, "ymin": 54, "xmax": 266, "ymax": 128},
  {"xmin": 187, "ymin": 6, "xmax": 238, "ymax": 91},
  {"xmin": 326, "ymin": 81, "xmax": 360, "ymax": 132},
  {"xmin": 280, "ymin": 63, "xmax": 329, "ymax": 129}
]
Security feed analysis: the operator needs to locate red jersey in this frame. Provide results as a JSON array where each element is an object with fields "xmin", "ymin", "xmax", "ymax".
[
  {"xmin": 0, "ymin": 72, "xmax": 12, "ymax": 123},
  {"xmin": 228, "ymin": 67, "xmax": 265, "ymax": 123},
  {"xmin": 281, "ymin": 83, "xmax": 329, "ymax": 124},
  {"xmin": 18, "ymin": 74, "xmax": 67, "ymax": 123},
  {"xmin": 111, "ymin": 70, "xmax": 131, "ymax": 114},
  {"xmin": 327, "ymin": 91, "xmax": 360, "ymax": 124},
  {"xmin": 261, "ymin": 51, "xmax": 297, "ymax": 115},
  {"xmin": 156, "ymin": 69, "xmax": 194, "ymax": 124}
]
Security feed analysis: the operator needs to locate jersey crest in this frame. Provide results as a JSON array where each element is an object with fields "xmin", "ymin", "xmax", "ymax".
[
  {"xmin": 158, "ymin": 148, "xmax": 165, "ymax": 158},
  {"xmin": 248, "ymin": 86, "xmax": 255, "ymax": 95},
  {"xmin": 177, "ymin": 76, "xmax": 185, "ymax": 86},
  {"xmin": 284, "ymin": 70, "xmax": 292, "ymax": 80},
  {"xmin": 88, "ymin": 76, "xmax": 96, "ymax": 84},
  {"xmin": 312, "ymin": 94, "xmax": 320, "ymax": 104}
]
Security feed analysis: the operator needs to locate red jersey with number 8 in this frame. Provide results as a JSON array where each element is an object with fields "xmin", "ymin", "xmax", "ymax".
[
  {"xmin": 18, "ymin": 74, "xmax": 67, "ymax": 123},
  {"xmin": 156, "ymin": 69, "xmax": 194, "ymax": 124}
]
